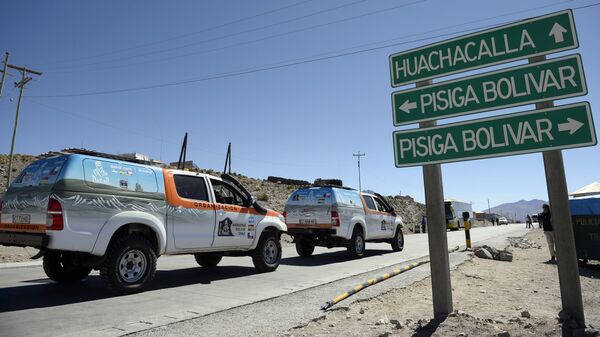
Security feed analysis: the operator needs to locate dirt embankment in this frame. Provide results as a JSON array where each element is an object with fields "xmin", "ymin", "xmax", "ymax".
[{"xmin": 289, "ymin": 229, "xmax": 600, "ymax": 337}]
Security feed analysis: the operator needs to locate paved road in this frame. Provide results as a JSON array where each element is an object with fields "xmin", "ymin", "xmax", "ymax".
[{"xmin": 0, "ymin": 224, "xmax": 527, "ymax": 337}]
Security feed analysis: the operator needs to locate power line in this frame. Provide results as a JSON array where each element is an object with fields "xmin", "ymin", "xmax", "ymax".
[
  {"xmin": 31, "ymin": 0, "xmax": 316, "ymax": 67},
  {"xmin": 29, "ymin": 1, "xmax": 598, "ymax": 98},
  {"xmin": 43, "ymin": 0, "xmax": 383, "ymax": 72},
  {"xmin": 22, "ymin": 98, "xmax": 328, "ymax": 168},
  {"xmin": 47, "ymin": 0, "xmax": 425, "ymax": 74}
]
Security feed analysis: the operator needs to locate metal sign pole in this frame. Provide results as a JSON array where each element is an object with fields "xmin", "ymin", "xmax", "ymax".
[
  {"xmin": 418, "ymin": 79, "xmax": 453, "ymax": 318},
  {"xmin": 531, "ymin": 55, "xmax": 585, "ymax": 328}
]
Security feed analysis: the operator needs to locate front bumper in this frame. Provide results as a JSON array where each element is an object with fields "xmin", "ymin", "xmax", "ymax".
[{"xmin": 0, "ymin": 232, "xmax": 49, "ymax": 248}]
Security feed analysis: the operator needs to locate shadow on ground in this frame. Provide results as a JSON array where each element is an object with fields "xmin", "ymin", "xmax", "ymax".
[
  {"xmin": 0, "ymin": 265, "xmax": 255, "ymax": 313},
  {"xmin": 411, "ymin": 316, "xmax": 447, "ymax": 337},
  {"xmin": 281, "ymin": 249, "xmax": 395, "ymax": 266}
]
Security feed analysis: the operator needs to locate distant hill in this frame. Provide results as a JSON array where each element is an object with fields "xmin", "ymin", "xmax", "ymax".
[{"xmin": 490, "ymin": 199, "xmax": 548, "ymax": 221}]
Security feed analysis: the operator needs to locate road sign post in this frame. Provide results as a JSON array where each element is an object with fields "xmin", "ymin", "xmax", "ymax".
[
  {"xmin": 532, "ymin": 56, "xmax": 586, "ymax": 329},
  {"xmin": 389, "ymin": 9, "xmax": 592, "ymax": 326},
  {"xmin": 418, "ymin": 80, "xmax": 454, "ymax": 318},
  {"xmin": 393, "ymin": 102, "xmax": 596, "ymax": 167}
]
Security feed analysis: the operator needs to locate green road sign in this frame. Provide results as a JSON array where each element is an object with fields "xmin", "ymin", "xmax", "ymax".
[
  {"xmin": 393, "ymin": 102, "xmax": 595, "ymax": 167},
  {"xmin": 389, "ymin": 10, "xmax": 578, "ymax": 87},
  {"xmin": 392, "ymin": 54, "xmax": 587, "ymax": 126}
]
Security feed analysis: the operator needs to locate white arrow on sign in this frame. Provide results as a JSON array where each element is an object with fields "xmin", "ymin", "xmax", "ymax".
[
  {"xmin": 399, "ymin": 100, "xmax": 417, "ymax": 114},
  {"xmin": 558, "ymin": 118, "xmax": 584, "ymax": 135},
  {"xmin": 549, "ymin": 22, "xmax": 567, "ymax": 43}
]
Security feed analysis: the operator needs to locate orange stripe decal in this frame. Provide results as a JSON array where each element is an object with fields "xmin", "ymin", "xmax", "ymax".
[
  {"xmin": 163, "ymin": 169, "xmax": 279, "ymax": 217},
  {"xmin": 0, "ymin": 223, "xmax": 47, "ymax": 233}
]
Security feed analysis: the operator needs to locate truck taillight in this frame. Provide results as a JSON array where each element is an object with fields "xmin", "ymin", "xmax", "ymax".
[
  {"xmin": 47, "ymin": 198, "xmax": 64, "ymax": 231},
  {"xmin": 331, "ymin": 211, "xmax": 340, "ymax": 227},
  {"xmin": 282, "ymin": 211, "xmax": 287, "ymax": 223}
]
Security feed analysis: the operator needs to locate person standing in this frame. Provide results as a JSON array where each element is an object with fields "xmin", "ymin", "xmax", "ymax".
[
  {"xmin": 539, "ymin": 204, "xmax": 556, "ymax": 263},
  {"xmin": 420, "ymin": 215, "xmax": 427, "ymax": 233},
  {"xmin": 526, "ymin": 214, "xmax": 532, "ymax": 229}
]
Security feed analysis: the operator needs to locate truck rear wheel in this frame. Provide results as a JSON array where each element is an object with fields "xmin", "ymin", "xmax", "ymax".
[
  {"xmin": 252, "ymin": 232, "xmax": 281, "ymax": 272},
  {"xmin": 347, "ymin": 227, "xmax": 366, "ymax": 259},
  {"xmin": 391, "ymin": 227, "xmax": 404, "ymax": 252},
  {"xmin": 295, "ymin": 239, "xmax": 315, "ymax": 257},
  {"xmin": 194, "ymin": 254, "xmax": 222, "ymax": 267},
  {"xmin": 43, "ymin": 251, "xmax": 91, "ymax": 283},
  {"xmin": 100, "ymin": 235, "xmax": 157, "ymax": 295}
]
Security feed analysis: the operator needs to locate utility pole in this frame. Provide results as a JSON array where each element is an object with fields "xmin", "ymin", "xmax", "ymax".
[
  {"xmin": 0, "ymin": 52, "xmax": 9, "ymax": 98},
  {"xmin": 5, "ymin": 63, "xmax": 42, "ymax": 190},
  {"xmin": 352, "ymin": 151, "xmax": 365, "ymax": 192}
]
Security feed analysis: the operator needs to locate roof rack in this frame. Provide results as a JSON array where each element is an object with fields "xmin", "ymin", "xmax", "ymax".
[
  {"xmin": 40, "ymin": 148, "xmax": 162, "ymax": 166},
  {"xmin": 310, "ymin": 184, "xmax": 357, "ymax": 191}
]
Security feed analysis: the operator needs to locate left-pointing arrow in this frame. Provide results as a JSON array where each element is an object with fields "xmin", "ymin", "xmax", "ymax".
[
  {"xmin": 558, "ymin": 117, "xmax": 584, "ymax": 135},
  {"xmin": 399, "ymin": 100, "xmax": 417, "ymax": 114}
]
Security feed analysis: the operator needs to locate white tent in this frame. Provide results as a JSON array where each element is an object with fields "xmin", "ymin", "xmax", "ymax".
[{"xmin": 570, "ymin": 182, "xmax": 600, "ymax": 198}]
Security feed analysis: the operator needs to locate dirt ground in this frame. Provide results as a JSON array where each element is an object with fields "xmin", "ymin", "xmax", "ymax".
[
  {"xmin": 288, "ymin": 229, "xmax": 599, "ymax": 337},
  {"xmin": 0, "ymin": 246, "xmax": 39, "ymax": 263}
]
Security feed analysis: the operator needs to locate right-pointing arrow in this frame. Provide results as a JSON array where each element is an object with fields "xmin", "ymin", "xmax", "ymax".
[
  {"xmin": 549, "ymin": 22, "xmax": 567, "ymax": 43},
  {"xmin": 399, "ymin": 100, "xmax": 417, "ymax": 114},
  {"xmin": 558, "ymin": 118, "xmax": 584, "ymax": 135}
]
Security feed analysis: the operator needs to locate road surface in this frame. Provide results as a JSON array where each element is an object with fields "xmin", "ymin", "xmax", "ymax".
[{"xmin": 0, "ymin": 224, "xmax": 527, "ymax": 337}]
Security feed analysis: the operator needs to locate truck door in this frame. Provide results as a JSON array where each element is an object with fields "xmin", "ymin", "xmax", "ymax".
[
  {"xmin": 373, "ymin": 196, "xmax": 395, "ymax": 238},
  {"xmin": 362, "ymin": 195, "xmax": 384, "ymax": 239},
  {"xmin": 209, "ymin": 179, "xmax": 256, "ymax": 248},
  {"xmin": 168, "ymin": 174, "xmax": 216, "ymax": 249}
]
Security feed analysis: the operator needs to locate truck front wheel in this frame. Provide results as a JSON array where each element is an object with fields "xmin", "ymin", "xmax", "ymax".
[
  {"xmin": 100, "ymin": 235, "xmax": 157, "ymax": 295},
  {"xmin": 43, "ymin": 251, "xmax": 91, "ymax": 283},
  {"xmin": 391, "ymin": 227, "xmax": 404, "ymax": 252},
  {"xmin": 252, "ymin": 232, "xmax": 281, "ymax": 272}
]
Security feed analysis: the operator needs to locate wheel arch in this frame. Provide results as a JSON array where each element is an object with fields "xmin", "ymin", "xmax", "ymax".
[{"xmin": 91, "ymin": 211, "xmax": 166, "ymax": 256}]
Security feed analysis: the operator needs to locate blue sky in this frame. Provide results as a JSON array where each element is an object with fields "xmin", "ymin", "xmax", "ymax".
[{"xmin": 1, "ymin": 0, "xmax": 599, "ymax": 212}]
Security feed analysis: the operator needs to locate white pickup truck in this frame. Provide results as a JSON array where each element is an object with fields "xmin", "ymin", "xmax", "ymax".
[
  {"xmin": 284, "ymin": 186, "xmax": 404, "ymax": 258},
  {"xmin": 0, "ymin": 152, "xmax": 286, "ymax": 294}
]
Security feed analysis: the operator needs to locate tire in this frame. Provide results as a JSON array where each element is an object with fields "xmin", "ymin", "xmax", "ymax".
[
  {"xmin": 252, "ymin": 232, "xmax": 282, "ymax": 273},
  {"xmin": 295, "ymin": 239, "xmax": 315, "ymax": 257},
  {"xmin": 391, "ymin": 227, "xmax": 404, "ymax": 252},
  {"xmin": 194, "ymin": 254, "xmax": 223, "ymax": 267},
  {"xmin": 100, "ymin": 235, "xmax": 157, "ymax": 295},
  {"xmin": 43, "ymin": 251, "xmax": 92, "ymax": 283},
  {"xmin": 347, "ymin": 227, "xmax": 366, "ymax": 259}
]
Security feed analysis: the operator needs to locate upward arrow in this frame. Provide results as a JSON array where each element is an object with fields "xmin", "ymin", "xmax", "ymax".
[
  {"xmin": 549, "ymin": 22, "xmax": 567, "ymax": 43},
  {"xmin": 558, "ymin": 118, "xmax": 584, "ymax": 135}
]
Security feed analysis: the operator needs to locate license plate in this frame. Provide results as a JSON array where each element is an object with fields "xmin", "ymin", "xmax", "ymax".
[
  {"xmin": 12, "ymin": 214, "xmax": 31, "ymax": 224},
  {"xmin": 299, "ymin": 219, "xmax": 317, "ymax": 225}
]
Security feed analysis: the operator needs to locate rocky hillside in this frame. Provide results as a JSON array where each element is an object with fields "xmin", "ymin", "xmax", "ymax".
[
  {"xmin": 0, "ymin": 153, "xmax": 425, "ymax": 228},
  {"xmin": 0, "ymin": 154, "xmax": 37, "ymax": 195}
]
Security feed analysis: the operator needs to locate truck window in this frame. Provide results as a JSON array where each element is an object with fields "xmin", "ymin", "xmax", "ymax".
[
  {"xmin": 173, "ymin": 175, "xmax": 209, "ymax": 201},
  {"xmin": 363, "ymin": 196, "xmax": 377, "ymax": 210},
  {"xmin": 334, "ymin": 189, "xmax": 362, "ymax": 208},
  {"xmin": 83, "ymin": 159, "xmax": 158, "ymax": 192},
  {"xmin": 211, "ymin": 179, "xmax": 247, "ymax": 206},
  {"xmin": 10, "ymin": 156, "xmax": 66, "ymax": 189},
  {"xmin": 374, "ymin": 197, "xmax": 389, "ymax": 213}
]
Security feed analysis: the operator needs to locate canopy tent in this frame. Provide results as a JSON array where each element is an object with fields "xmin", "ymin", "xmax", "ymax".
[{"xmin": 570, "ymin": 182, "xmax": 600, "ymax": 198}]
